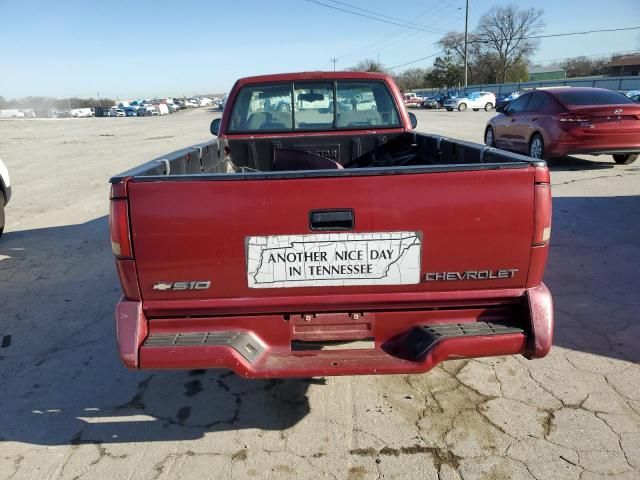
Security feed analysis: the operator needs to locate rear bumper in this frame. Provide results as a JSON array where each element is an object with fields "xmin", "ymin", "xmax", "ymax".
[
  {"xmin": 115, "ymin": 284, "xmax": 553, "ymax": 378},
  {"xmin": 546, "ymin": 129, "xmax": 640, "ymax": 157}
]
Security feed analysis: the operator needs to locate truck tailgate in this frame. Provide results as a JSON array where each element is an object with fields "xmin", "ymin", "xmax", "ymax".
[{"xmin": 127, "ymin": 166, "xmax": 536, "ymax": 316}]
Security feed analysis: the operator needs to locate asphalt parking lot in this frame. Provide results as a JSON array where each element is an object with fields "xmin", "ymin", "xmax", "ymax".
[{"xmin": 1, "ymin": 108, "xmax": 638, "ymax": 479}]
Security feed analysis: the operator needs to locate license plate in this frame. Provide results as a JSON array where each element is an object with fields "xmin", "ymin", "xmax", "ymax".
[{"xmin": 246, "ymin": 232, "xmax": 422, "ymax": 288}]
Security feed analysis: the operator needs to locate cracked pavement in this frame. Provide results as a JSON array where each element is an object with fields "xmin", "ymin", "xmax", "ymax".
[{"xmin": 0, "ymin": 109, "xmax": 638, "ymax": 479}]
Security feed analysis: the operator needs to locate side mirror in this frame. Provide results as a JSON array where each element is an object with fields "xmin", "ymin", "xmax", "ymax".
[
  {"xmin": 408, "ymin": 112, "xmax": 418, "ymax": 129},
  {"xmin": 210, "ymin": 117, "xmax": 221, "ymax": 136}
]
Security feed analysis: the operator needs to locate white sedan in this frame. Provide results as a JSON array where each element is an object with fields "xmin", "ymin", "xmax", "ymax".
[{"xmin": 444, "ymin": 91, "xmax": 496, "ymax": 112}]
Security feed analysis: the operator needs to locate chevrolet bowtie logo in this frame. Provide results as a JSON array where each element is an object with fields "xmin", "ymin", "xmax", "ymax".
[{"xmin": 152, "ymin": 282, "xmax": 173, "ymax": 291}]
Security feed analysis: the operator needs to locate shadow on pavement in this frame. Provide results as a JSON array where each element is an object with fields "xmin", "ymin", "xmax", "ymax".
[
  {"xmin": 549, "ymin": 195, "xmax": 640, "ymax": 364},
  {"xmin": 547, "ymin": 155, "xmax": 616, "ymax": 171},
  {"xmin": 0, "ymin": 194, "xmax": 638, "ymax": 445},
  {"xmin": 0, "ymin": 217, "xmax": 312, "ymax": 446}
]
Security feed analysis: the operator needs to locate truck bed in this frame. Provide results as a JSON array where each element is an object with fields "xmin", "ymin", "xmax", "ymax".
[{"xmin": 110, "ymin": 132, "xmax": 542, "ymax": 181}]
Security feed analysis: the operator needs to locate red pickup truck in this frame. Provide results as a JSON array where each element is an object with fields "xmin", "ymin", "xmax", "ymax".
[{"xmin": 110, "ymin": 71, "xmax": 553, "ymax": 378}]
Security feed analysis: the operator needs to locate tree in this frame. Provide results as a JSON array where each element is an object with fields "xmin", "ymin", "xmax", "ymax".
[
  {"xmin": 393, "ymin": 68, "xmax": 428, "ymax": 91},
  {"xmin": 558, "ymin": 56, "xmax": 608, "ymax": 78},
  {"xmin": 349, "ymin": 59, "xmax": 387, "ymax": 73},
  {"xmin": 475, "ymin": 4, "xmax": 545, "ymax": 83},
  {"xmin": 437, "ymin": 31, "xmax": 483, "ymax": 83},
  {"xmin": 426, "ymin": 53, "xmax": 463, "ymax": 88}
]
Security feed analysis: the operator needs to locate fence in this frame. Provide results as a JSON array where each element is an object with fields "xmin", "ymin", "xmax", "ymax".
[{"xmin": 415, "ymin": 75, "xmax": 640, "ymax": 97}]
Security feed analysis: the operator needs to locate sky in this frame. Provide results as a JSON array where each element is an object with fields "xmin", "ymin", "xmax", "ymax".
[{"xmin": 0, "ymin": 0, "xmax": 639, "ymax": 99}]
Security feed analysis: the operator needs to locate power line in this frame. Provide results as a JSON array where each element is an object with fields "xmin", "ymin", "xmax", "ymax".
[
  {"xmin": 339, "ymin": 2, "xmax": 465, "ymax": 63},
  {"xmin": 388, "ymin": 50, "xmax": 445, "ymax": 70},
  {"xmin": 388, "ymin": 26, "xmax": 640, "ymax": 71},
  {"xmin": 324, "ymin": 0, "xmax": 446, "ymax": 32},
  {"xmin": 305, "ymin": 0, "xmax": 449, "ymax": 34},
  {"xmin": 472, "ymin": 26, "xmax": 640, "ymax": 44}
]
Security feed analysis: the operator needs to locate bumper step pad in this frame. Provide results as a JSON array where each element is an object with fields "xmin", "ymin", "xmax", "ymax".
[
  {"xmin": 144, "ymin": 331, "xmax": 264, "ymax": 363},
  {"xmin": 386, "ymin": 321, "xmax": 525, "ymax": 361}
]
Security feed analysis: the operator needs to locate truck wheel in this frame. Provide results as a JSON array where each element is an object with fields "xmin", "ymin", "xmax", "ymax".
[
  {"xmin": 485, "ymin": 103, "xmax": 494, "ymax": 111},
  {"xmin": 458, "ymin": 103, "xmax": 467, "ymax": 112},
  {"xmin": 279, "ymin": 104, "xmax": 291, "ymax": 113},
  {"xmin": 613, "ymin": 154, "xmax": 638, "ymax": 165},
  {"xmin": 529, "ymin": 134, "xmax": 545, "ymax": 159},
  {"xmin": 484, "ymin": 126, "xmax": 495, "ymax": 147}
]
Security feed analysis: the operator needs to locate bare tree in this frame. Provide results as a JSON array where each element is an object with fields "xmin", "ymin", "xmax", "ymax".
[
  {"xmin": 437, "ymin": 31, "xmax": 486, "ymax": 84},
  {"xmin": 475, "ymin": 4, "xmax": 545, "ymax": 83}
]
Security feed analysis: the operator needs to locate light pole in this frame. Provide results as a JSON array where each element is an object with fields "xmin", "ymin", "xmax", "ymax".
[
  {"xmin": 330, "ymin": 58, "xmax": 338, "ymax": 71},
  {"xmin": 463, "ymin": 0, "xmax": 469, "ymax": 87},
  {"xmin": 97, "ymin": 92, "xmax": 101, "ymax": 107}
]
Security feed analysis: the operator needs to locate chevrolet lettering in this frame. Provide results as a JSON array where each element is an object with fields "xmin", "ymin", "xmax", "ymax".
[{"xmin": 425, "ymin": 269, "xmax": 519, "ymax": 282}]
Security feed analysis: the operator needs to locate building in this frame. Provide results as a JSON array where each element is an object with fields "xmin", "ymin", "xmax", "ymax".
[
  {"xmin": 606, "ymin": 55, "xmax": 640, "ymax": 77},
  {"xmin": 529, "ymin": 66, "xmax": 567, "ymax": 81}
]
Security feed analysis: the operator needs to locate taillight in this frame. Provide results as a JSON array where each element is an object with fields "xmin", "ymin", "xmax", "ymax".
[
  {"xmin": 533, "ymin": 182, "xmax": 552, "ymax": 245},
  {"xmin": 109, "ymin": 199, "xmax": 133, "ymax": 259},
  {"xmin": 527, "ymin": 165, "xmax": 552, "ymax": 288},
  {"xmin": 552, "ymin": 114, "xmax": 592, "ymax": 126}
]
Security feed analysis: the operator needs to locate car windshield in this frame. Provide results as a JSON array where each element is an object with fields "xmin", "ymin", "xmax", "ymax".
[
  {"xmin": 554, "ymin": 89, "xmax": 635, "ymax": 106},
  {"xmin": 229, "ymin": 80, "xmax": 401, "ymax": 132}
]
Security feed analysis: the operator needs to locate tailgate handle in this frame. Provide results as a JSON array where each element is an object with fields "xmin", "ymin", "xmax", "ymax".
[{"xmin": 309, "ymin": 209, "xmax": 354, "ymax": 231}]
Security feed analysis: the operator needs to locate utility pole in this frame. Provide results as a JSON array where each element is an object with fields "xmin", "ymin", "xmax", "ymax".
[
  {"xmin": 67, "ymin": 97, "xmax": 71, "ymax": 113},
  {"xmin": 97, "ymin": 92, "xmax": 101, "ymax": 107},
  {"xmin": 463, "ymin": 0, "xmax": 469, "ymax": 87},
  {"xmin": 330, "ymin": 58, "xmax": 338, "ymax": 71}
]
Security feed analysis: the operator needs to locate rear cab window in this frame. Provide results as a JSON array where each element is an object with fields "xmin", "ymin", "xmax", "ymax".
[
  {"xmin": 554, "ymin": 89, "xmax": 635, "ymax": 106},
  {"xmin": 229, "ymin": 80, "xmax": 401, "ymax": 132}
]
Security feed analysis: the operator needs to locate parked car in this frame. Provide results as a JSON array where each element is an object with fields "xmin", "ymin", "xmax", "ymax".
[
  {"xmin": 444, "ymin": 91, "xmax": 496, "ymax": 111},
  {"xmin": 109, "ymin": 71, "xmax": 553, "ymax": 377},
  {"xmin": 124, "ymin": 107, "xmax": 138, "ymax": 117},
  {"xmin": 421, "ymin": 94, "xmax": 445, "ymax": 109},
  {"xmin": 485, "ymin": 87, "xmax": 640, "ymax": 164},
  {"xmin": 495, "ymin": 91, "xmax": 522, "ymax": 111},
  {"xmin": 0, "ymin": 158, "xmax": 11, "ymax": 237}
]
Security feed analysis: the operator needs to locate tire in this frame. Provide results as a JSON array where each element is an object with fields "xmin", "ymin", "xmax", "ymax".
[
  {"xmin": 484, "ymin": 103, "xmax": 493, "ymax": 111},
  {"xmin": 529, "ymin": 133, "xmax": 545, "ymax": 159},
  {"xmin": 484, "ymin": 126, "xmax": 495, "ymax": 147},
  {"xmin": 279, "ymin": 104, "xmax": 291, "ymax": 113},
  {"xmin": 0, "ymin": 201, "xmax": 4, "ymax": 238},
  {"xmin": 446, "ymin": 108, "xmax": 453, "ymax": 111},
  {"xmin": 473, "ymin": 108, "xmax": 479, "ymax": 111},
  {"xmin": 458, "ymin": 103, "xmax": 467, "ymax": 112},
  {"xmin": 613, "ymin": 153, "xmax": 638, "ymax": 165}
]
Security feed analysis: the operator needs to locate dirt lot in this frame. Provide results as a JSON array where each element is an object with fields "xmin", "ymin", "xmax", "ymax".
[{"xmin": 1, "ymin": 108, "xmax": 639, "ymax": 479}]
